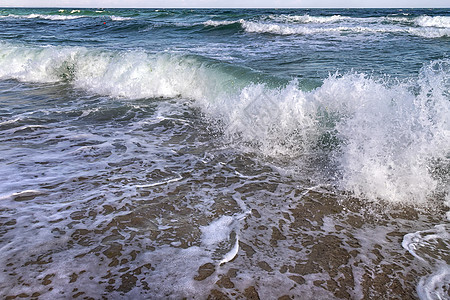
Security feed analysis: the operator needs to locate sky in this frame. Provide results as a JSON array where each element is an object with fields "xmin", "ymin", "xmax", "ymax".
[{"xmin": 1, "ymin": 0, "xmax": 449, "ymax": 8}]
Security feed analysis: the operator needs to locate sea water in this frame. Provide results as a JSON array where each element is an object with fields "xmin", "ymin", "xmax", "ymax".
[{"xmin": 0, "ymin": 8, "xmax": 448, "ymax": 299}]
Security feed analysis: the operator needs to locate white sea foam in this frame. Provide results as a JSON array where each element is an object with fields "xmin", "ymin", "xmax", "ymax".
[
  {"xmin": 0, "ymin": 42, "xmax": 448, "ymax": 205},
  {"xmin": 134, "ymin": 175, "xmax": 183, "ymax": 188},
  {"xmin": 5, "ymin": 13, "xmax": 129, "ymax": 21},
  {"xmin": 200, "ymin": 214, "xmax": 246, "ymax": 265},
  {"xmin": 110, "ymin": 16, "xmax": 133, "ymax": 21},
  {"xmin": 402, "ymin": 225, "xmax": 450, "ymax": 263},
  {"xmin": 242, "ymin": 20, "xmax": 319, "ymax": 35},
  {"xmin": 201, "ymin": 216, "xmax": 235, "ymax": 247},
  {"xmin": 415, "ymin": 16, "xmax": 450, "ymax": 28},
  {"xmin": 385, "ymin": 16, "xmax": 412, "ymax": 23},
  {"xmin": 267, "ymin": 14, "xmax": 450, "ymax": 29},
  {"xmin": 24, "ymin": 14, "xmax": 84, "ymax": 20},
  {"xmin": 408, "ymin": 27, "xmax": 450, "ymax": 38},
  {"xmin": 203, "ymin": 20, "xmax": 238, "ymax": 26},
  {"xmin": 403, "ymin": 225, "xmax": 450, "ymax": 300},
  {"xmin": 417, "ymin": 267, "xmax": 450, "ymax": 300}
]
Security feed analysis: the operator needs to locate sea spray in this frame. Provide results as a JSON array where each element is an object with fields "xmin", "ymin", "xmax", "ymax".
[{"xmin": 212, "ymin": 65, "xmax": 449, "ymax": 204}]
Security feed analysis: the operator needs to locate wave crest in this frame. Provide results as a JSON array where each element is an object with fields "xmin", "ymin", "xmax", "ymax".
[
  {"xmin": 22, "ymin": 13, "xmax": 83, "ymax": 20},
  {"xmin": 203, "ymin": 20, "xmax": 238, "ymax": 26},
  {"xmin": 268, "ymin": 14, "xmax": 350, "ymax": 24},
  {"xmin": 240, "ymin": 20, "xmax": 450, "ymax": 38}
]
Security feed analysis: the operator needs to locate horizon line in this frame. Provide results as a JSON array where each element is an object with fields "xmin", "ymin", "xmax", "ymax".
[{"xmin": 1, "ymin": 6, "xmax": 449, "ymax": 9}]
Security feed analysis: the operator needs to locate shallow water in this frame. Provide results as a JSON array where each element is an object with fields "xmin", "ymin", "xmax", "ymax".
[{"xmin": 0, "ymin": 8, "xmax": 449, "ymax": 299}]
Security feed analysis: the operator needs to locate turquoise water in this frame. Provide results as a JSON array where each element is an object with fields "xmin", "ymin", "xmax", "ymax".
[{"xmin": 0, "ymin": 8, "xmax": 449, "ymax": 299}]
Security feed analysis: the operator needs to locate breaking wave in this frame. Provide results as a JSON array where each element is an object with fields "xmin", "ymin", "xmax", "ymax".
[{"xmin": 0, "ymin": 42, "xmax": 448, "ymax": 204}]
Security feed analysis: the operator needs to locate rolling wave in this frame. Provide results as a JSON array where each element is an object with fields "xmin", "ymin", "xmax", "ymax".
[{"xmin": 201, "ymin": 18, "xmax": 450, "ymax": 38}]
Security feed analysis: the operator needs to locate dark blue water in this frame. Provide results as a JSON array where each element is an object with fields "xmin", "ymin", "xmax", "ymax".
[
  {"xmin": 0, "ymin": 8, "xmax": 449, "ymax": 299},
  {"xmin": 1, "ymin": 8, "xmax": 449, "ymax": 80}
]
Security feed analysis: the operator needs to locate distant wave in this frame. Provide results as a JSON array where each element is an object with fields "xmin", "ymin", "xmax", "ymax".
[
  {"xmin": 265, "ymin": 14, "xmax": 450, "ymax": 29},
  {"xmin": 203, "ymin": 15, "xmax": 350, "ymax": 27},
  {"xmin": 201, "ymin": 17, "xmax": 450, "ymax": 38},
  {"xmin": 19, "ymin": 14, "xmax": 84, "ymax": 20},
  {"xmin": 3, "ymin": 14, "xmax": 133, "ymax": 21},
  {"xmin": 240, "ymin": 20, "xmax": 450, "ymax": 38},
  {"xmin": 266, "ymin": 14, "xmax": 351, "ymax": 24}
]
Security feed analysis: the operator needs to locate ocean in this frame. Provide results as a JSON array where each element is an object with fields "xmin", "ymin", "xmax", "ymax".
[{"xmin": 0, "ymin": 7, "xmax": 448, "ymax": 299}]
